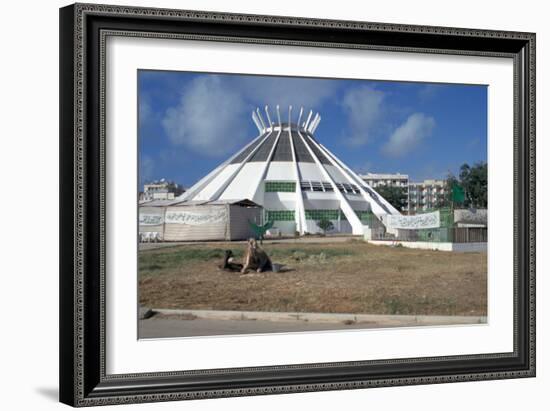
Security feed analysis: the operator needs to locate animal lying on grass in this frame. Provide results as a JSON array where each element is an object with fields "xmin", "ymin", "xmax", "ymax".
[{"xmin": 218, "ymin": 250, "xmax": 243, "ymax": 272}]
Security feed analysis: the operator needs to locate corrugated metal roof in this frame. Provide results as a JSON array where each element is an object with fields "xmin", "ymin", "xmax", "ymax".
[
  {"xmin": 206, "ymin": 199, "xmax": 261, "ymax": 207},
  {"xmin": 139, "ymin": 199, "xmax": 179, "ymax": 207}
]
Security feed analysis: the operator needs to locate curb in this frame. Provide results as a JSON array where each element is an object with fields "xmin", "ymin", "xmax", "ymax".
[{"xmin": 151, "ymin": 308, "xmax": 487, "ymax": 326}]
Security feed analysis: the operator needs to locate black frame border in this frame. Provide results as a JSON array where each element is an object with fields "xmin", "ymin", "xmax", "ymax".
[{"xmin": 60, "ymin": 3, "xmax": 535, "ymax": 407}]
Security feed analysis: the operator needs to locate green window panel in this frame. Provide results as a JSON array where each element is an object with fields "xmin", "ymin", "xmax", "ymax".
[
  {"xmin": 304, "ymin": 209, "xmax": 342, "ymax": 221},
  {"xmin": 354, "ymin": 210, "xmax": 375, "ymax": 224},
  {"xmin": 265, "ymin": 181, "xmax": 296, "ymax": 192},
  {"xmin": 266, "ymin": 210, "xmax": 295, "ymax": 221}
]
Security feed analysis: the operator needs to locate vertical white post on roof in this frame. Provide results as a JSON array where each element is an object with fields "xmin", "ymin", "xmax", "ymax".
[
  {"xmin": 276, "ymin": 105, "xmax": 282, "ymax": 128},
  {"xmin": 306, "ymin": 114, "xmax": 313, "ymax": 132},
  {"xmin": 304, "ymin": 109, "xmax": 313, "ymax": 131},
  {"xmin": 310, "ymin": 113, "xmax": 321, "ymax": 134},
  {"xmin": 252, "ymin": 110, "xmax": 263, "ymax": 134},
  {"xmin": 297, "ymin": 106, "xmax": 304, "ymax": 131},
  {"xmin": 288, "ymin": 105, "xmax": 293, "ymax": 126},
  {"xmin": 264, "ymin": 105, "xmax": 273, "ymax": 129},
  {"xmin": 256, "ymin": 107, "xmax": 267, "ymax": 131},
  {"xmin": 307, "ymin": 113, "xmax": 319, "ymax": 133}
]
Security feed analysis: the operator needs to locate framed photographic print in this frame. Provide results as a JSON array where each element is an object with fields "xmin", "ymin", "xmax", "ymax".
[{"xmin": 59, "ymin": 2, "xmax": 536, "ymax": 407}]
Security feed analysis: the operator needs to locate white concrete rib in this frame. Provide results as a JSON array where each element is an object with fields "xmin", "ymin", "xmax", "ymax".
[
  {"xmin": 176, "ymin": 131, "xmax": 267, "ymax": 202},
  {"xmin": 295, "ymin": 128, "xmax": 364, "ymax": 235},
  {"xmin": 247, "ymin": 127, "xmax": 283, "ymax": 203},
  {"xmin": 316, "ymin": 141, "xmax": 400, "ymax": 217},
  {"xmin": 287, "ymin": 111, "xmax": 307, "ymax": 234},
  {"xmin": 208, "ymin": 130, "xmax": 273, "ymax": 201}
]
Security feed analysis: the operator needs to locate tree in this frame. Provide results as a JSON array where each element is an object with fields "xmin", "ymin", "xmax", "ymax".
[
  {"xmin": 375, "ymin": 185, "xmax": 407, "ymax": 211},
  {"xmin": 441, "ymin": 173, "xmax": 461, "ymax": 208},
  {"xmin": 317, "ymin": 218, "xmax": 334, "ymax": 235},
  {"xmin": 166, "ymin": 181, "xmax": 185, "ymax": 196},
  {"xmin": 458, "ymin": 162, "xmax": 487, "ymax": 208},
  {"xmin": 446, "ymin": 162, "xmax": 487, "ymax": 209}
]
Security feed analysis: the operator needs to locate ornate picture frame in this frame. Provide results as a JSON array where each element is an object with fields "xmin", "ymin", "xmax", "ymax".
[{"xmin": 59, "ymin": 3, "xmax": 535, "ymax": 407}]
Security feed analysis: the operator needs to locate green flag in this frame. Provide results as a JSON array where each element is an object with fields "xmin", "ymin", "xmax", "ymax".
[{"xmin": 451, "ymin": 184, "xmax": 465, "ymax": 203}]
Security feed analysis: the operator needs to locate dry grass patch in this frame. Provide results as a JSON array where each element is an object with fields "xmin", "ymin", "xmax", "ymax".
[{"xmin": 139, "ymin": 241, "xmax": 487, "ymax": 316}]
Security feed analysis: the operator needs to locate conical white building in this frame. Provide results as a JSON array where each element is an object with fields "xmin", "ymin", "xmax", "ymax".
[{"xmin": 178, "ymin": 105, "xmax": 400, "ymax": 235}]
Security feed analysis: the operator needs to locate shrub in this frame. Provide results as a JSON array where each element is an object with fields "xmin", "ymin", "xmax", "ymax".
[{"xmin": 316, "ymin": 218, "xmax": 334, "ymax": 235}]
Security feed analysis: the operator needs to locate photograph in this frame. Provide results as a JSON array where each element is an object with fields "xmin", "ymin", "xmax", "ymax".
[
  {"xmin": 55, "ymin": 1, "xmax": 536, "ymax": 407},
  {"xmin": 137, "ymin": 70, "xmax": 489, "ymax": 338}
]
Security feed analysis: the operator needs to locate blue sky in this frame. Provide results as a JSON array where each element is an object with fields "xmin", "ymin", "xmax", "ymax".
[{"xmin": 138, "ymin": 70, "xmax": 487, "ymax": 189}]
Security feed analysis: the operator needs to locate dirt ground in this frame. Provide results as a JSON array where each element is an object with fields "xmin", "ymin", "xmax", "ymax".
[{"xmin": 138, "ymin": 240, "xmax": 487, "ymax": 316}]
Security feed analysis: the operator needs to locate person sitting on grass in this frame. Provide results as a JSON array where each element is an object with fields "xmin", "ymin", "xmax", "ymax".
[{"xmin": 241, "ymin": 238, "xmax": 273, "ymax": 273}]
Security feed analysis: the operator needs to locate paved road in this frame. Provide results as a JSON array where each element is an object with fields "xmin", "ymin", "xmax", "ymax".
[{"xmin": 140, "ymin": 316, "xmax": 435, "ymax": 338}]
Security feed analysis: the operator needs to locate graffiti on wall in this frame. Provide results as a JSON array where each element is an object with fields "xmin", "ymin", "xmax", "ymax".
[
  {"xmin": 386, "ymin": 211, "xmax": 440, "ymax": 230},
  {"xmin": 164, "ymin": 208, "xmax": 227, "ymax": 225},
  {"xmin": 139, "ymin": 214, "xmax": 164, "ymax": 226}
]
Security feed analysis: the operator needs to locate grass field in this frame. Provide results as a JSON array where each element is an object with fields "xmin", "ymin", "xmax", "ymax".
[{"xmin": 138, "ymin": 240, "xmax": 487, "ymax": 316}]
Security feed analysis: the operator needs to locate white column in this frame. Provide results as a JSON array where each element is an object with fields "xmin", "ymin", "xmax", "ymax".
[{"xmin": 287, "ymin": 120, "xmax": 307, "ymax": 234}]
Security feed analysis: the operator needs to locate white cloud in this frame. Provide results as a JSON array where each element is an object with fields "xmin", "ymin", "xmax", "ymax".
[
  {"xmin": 161, "ymin": 75, "xmax": 340, "ymax": 156},
  {"xmin": 340, "ymin": 86, "xmax": 385, "ymax": 146},
  {"xmin": 235, "ymin": 76, "xmax": 338, "ymax": 115},
  {"xmin": 162, "ymin": 75, "xmax": 247, "ymax": 157},
  {"xmin": 382, "ymin": 113, "xmax": 435, "ymax": 157}
]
